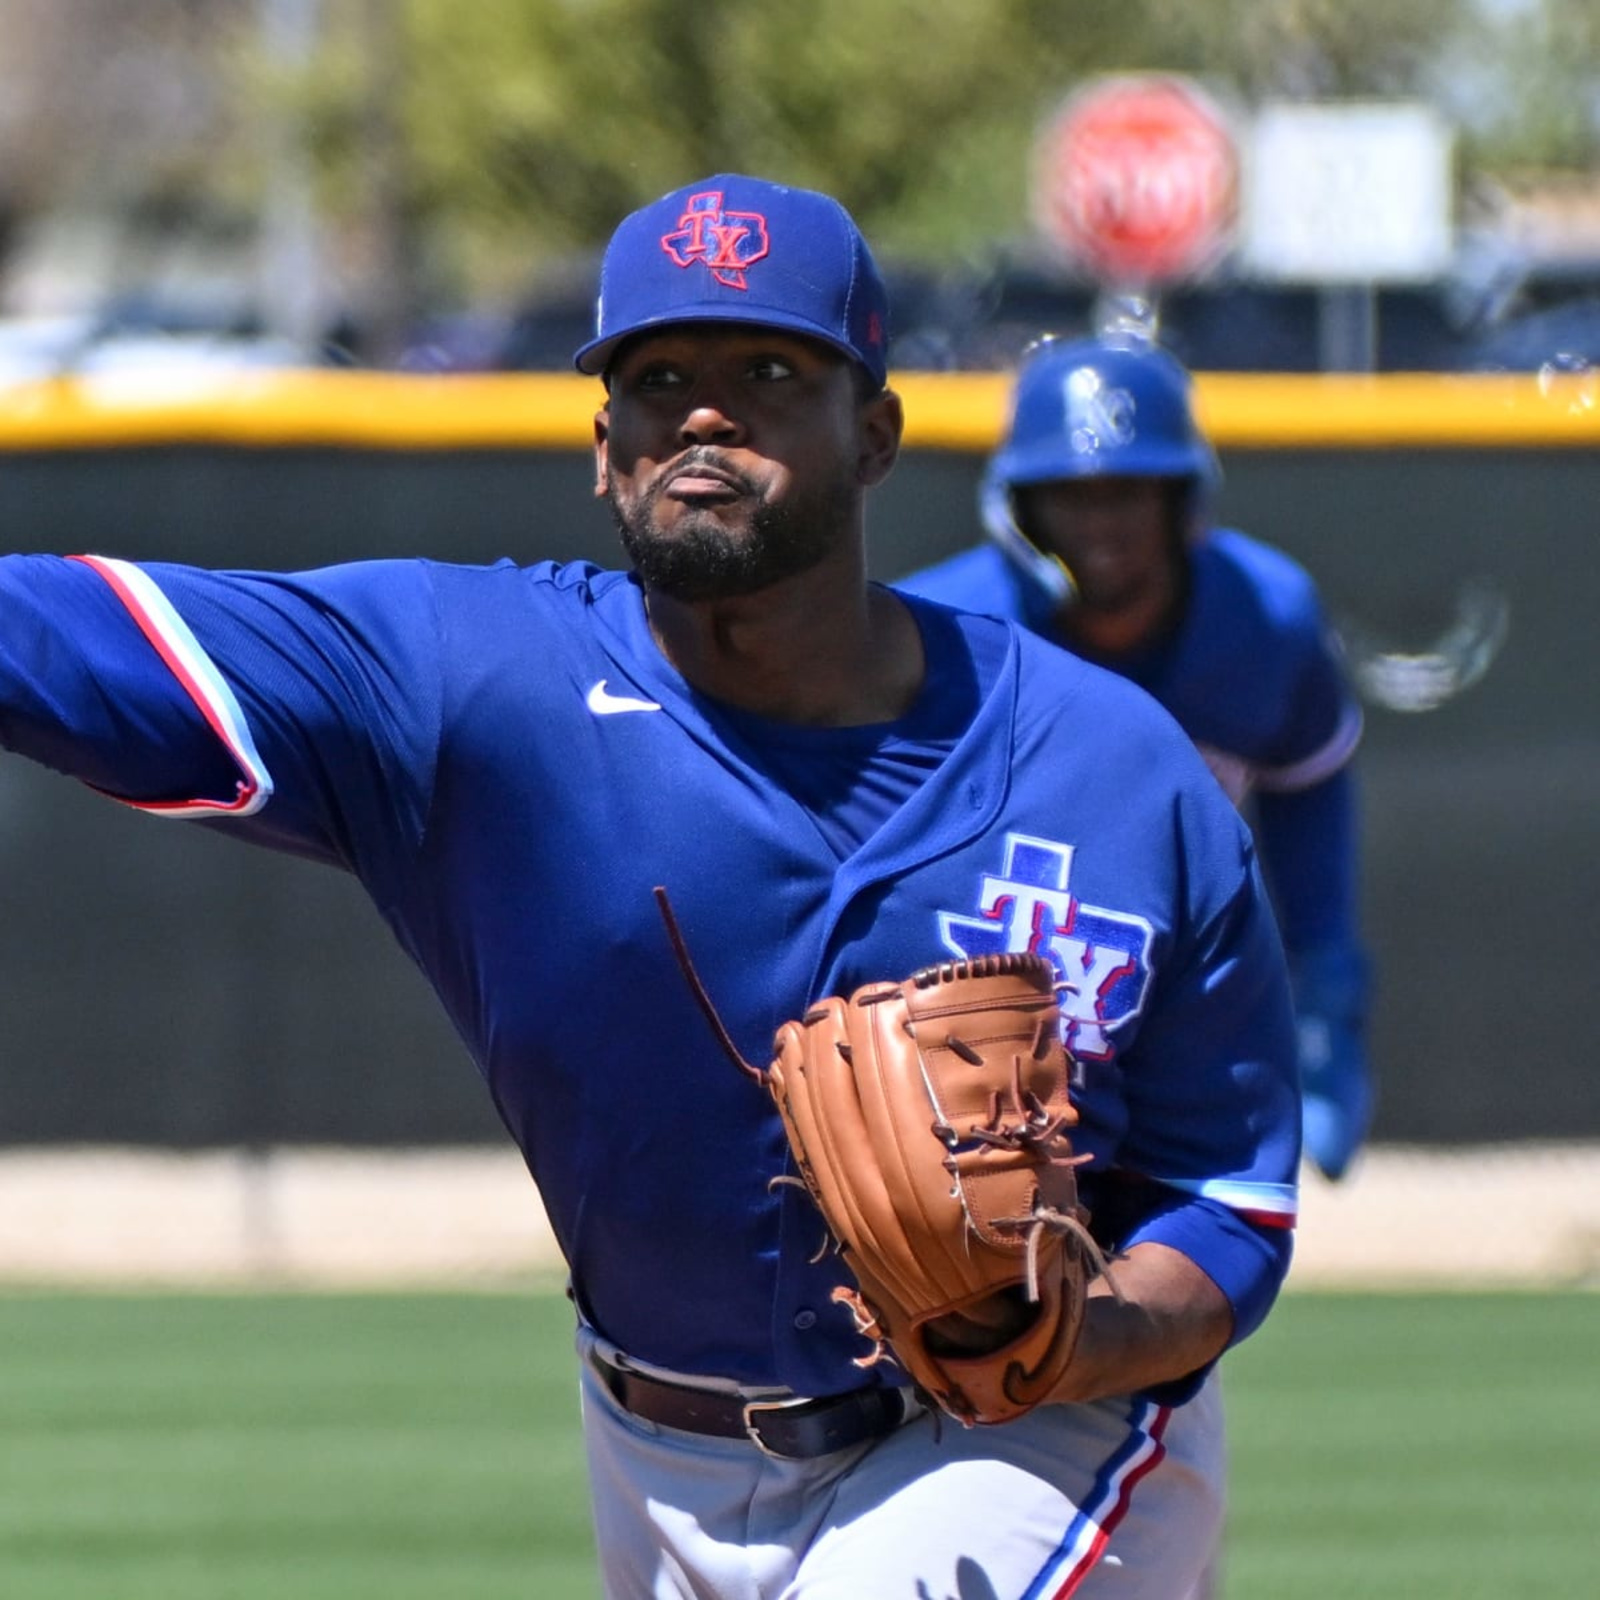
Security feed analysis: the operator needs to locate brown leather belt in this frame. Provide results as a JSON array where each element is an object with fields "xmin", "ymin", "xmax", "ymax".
[{"xmin": 592, "ymin": 1352, "xmax": 912, "ymax": 1460}]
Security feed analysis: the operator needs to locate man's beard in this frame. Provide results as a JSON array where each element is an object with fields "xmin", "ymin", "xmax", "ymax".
[{"xmin": 607, "ymin": 454, "xmax": 851, "ymax": 603}]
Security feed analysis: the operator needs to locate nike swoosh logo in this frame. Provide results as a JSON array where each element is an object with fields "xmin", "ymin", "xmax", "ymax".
[{"xmin": 586, "ymin": 679, "xmax": 662, "ymax": 716}]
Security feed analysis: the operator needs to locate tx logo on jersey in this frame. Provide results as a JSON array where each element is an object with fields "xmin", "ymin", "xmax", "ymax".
[
  {"xmin": 938, "ymin": 833, "xmax": 1153, "ymax": 1060},
  {"xmin": 660, "ymin": 190, "xmax": 770, "ymax": 289},
  {"xmin": 1064, "ymin": 367, "xmax": 1137, "ymax": 460}
]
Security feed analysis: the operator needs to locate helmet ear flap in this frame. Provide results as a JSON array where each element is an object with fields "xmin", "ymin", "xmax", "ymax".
[{"xmin": 979, "ymin": 471, "xmax": 1076, "ymax": 607}]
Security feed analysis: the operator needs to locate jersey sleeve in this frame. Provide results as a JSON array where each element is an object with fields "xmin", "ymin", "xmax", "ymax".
[
  {"xmin": 0, "ymin": 553, "xmax": 256, "ymax": 808},
  {"xmin": 1066, "ymin": 735, "xmax": 1303, "ymax": 1379},
  {"xmin": 1252, "ymin": 762, "xmax": 1364, "ymax": 957},
  {"xmin": 1115, "ymin": 845, "xmax": 1300, "ymax": 1344},
  {"xmin": 1179, "ymin": 532, "xmax": 1364, "ymax": 791},
  {"xmin": 1253, "ymin": 651, "xmax": 1363, "ymax": 791},
  {"xmin": 1249, "ymin": 561, "xmax": 1364, "ymax": 789},
  {"xmin": 0, "ymin": 552, "xmax": 443, "ymax": 876}
]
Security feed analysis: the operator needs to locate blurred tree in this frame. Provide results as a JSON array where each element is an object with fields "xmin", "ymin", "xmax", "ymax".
[
  {"xmin": 0, "ymin": 0, "xmax": 1596, "ymax": 352},
  {"xmin": 1449, "ymin": 0, "xmax": 1600, "ymax": 173},
  {"xmin": 288, "ymin": 0, "xmax": 1580, "ymax": 309},
  {"xmin": 302, "ymin": 0, "xmax": 1146, "ymax": 294},
  {"xmin": 1143, "ymin": 0, "xmax": 1471, "ymax": 100},
  {"xmin": 0, "ymin": 0, "xmax": 249, "ymax": 313}
]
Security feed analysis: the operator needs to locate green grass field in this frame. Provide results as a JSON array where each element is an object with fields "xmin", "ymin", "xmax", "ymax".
[{"xmin": 0, "ymin": 1286, "xmax": 1593, "ymax": 1599}]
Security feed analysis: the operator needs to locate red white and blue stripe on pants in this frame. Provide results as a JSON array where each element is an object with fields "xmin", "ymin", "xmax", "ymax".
[{"xmin": 1022, "ymin": 1399, "xmax": 1173, "ymax": 1598}]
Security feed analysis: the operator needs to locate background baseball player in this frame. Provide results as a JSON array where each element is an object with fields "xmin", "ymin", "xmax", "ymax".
[
  {"xmin": 0, "ymin": 175, "xmax": 1300, "ymax": 1598},
  {"xmin": 900, "ymin": 332, "xmax": 1374, "ymax": 1184}
]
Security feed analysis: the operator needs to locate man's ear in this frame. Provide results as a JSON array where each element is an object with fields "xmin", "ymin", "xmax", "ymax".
[
  {"xmin": 857, "ymin": 387, "xmax": 904, "ymax": 488},
  {"xmin": 592, "ymin": 409, "xmax": 610, "ymax": 499}
]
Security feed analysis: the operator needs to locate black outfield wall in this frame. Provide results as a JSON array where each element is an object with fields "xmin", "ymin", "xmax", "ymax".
[{"xmin": 0, "ymin": 438, "xmax": 1593, "ymax": 1145}]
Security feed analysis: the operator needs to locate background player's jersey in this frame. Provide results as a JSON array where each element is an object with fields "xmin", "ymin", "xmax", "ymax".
[
  {"xmin": 898, "ymin": 529, "xmax": 1366, "ymax": 969},
  {"xmin": 898, "ymin": 529, "xmax": 1362, "ymax": 804},
  {"xmin": 0, "ymin": 553, "xmax": 1299, "ymax": 1397}
]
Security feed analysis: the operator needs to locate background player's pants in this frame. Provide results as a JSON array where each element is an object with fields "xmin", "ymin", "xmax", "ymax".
[{"xmin": 576, "ymin": 1326, "xmax": 1224, "ymax": 1600}]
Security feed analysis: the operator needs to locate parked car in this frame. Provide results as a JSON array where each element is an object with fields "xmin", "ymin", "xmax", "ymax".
[{"xmin": 0, "ymin": 292, "xmax": 323, "ymax": 386}]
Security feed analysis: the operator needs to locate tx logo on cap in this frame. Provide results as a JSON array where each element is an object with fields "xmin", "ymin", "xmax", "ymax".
[{"xmin": 660, "ymin": 191, "xmax": 770, "ymax": 290}]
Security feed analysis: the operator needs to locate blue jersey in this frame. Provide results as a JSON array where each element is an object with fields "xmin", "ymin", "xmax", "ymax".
[
  {"xmin": 0, "ymin": 552, "xmax": 1299, "ymax": 1396},
  {"xmin": 898, "ymin": 531, "xmax": 1365, "ymax": 957}
]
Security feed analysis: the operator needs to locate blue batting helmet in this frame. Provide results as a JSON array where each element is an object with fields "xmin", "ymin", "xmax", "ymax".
[{"xmin": 981, "ymin": 334, "xmax": 1221, "ymax": 603}]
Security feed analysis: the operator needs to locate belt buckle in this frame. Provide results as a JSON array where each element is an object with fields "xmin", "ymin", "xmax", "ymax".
[{"xmin": 740, "ymin": 1395, "xmax": 820, "ymax": 1460}]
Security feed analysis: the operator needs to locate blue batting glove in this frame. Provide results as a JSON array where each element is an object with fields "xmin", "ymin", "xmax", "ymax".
[
  {"xmin": 1296, "ymin": 1013, "xmax": 1372, "ymax": 1181},
  {"xmin": 1289, "ymin": 944, "xmax": 1374, "ymax": 1182}
]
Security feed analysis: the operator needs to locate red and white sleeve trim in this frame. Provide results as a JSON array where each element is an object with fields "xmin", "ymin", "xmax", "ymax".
[
  {"xmin": 69, "ymin": 554, "xmax": 274, "ymax": 819},
  {"xmin": 1252, "ymin": 700, "xmax": 1364, "ymax": 794},
  {"xmin": 1152, "ymin": 1172, "xmax": 1299, "ymax": 1230}
]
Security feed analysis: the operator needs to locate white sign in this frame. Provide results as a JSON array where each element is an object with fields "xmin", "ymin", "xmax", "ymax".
[{"xmin": 1242, "ymin": 102, "xmax": 1454, "ymax": 283}]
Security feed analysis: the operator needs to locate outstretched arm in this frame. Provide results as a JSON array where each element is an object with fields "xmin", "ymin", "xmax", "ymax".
[{"xmin": 0, "ymin": 554, "xmax": 249, "ymax": 805}]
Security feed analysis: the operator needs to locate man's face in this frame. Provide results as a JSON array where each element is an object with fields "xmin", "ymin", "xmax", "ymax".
[
  {"xmin": 1013, "ymin": 476, "xmax": 1181, "ymax": 614},
  {"xmin": 594, "ymin": 326, "xmax": 891, "ymax": 603}
]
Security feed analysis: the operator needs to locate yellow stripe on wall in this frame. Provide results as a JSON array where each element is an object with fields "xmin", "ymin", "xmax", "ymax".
[
  {"xmin": 0, "ymin": 372, "xmax": 603, "ymax": 451},
  {"xmin": 895, "ymin": 371, "xmax": 1600, "ymax": 449},
  {"xmin": 0, "ymin": 368, "xmax": 1595, "ymax": 452}
]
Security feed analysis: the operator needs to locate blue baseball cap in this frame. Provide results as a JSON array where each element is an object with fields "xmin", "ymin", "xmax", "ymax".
[{"xmin": 574, "ymin": 174, "xmax": 890, "ymax": 387}]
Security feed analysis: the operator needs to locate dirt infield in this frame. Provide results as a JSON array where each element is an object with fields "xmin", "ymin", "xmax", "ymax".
[{"xmin": 0, "ymin": 1142, "xmax": 1596, "ymax": 1290}]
